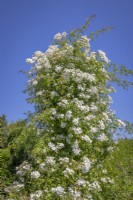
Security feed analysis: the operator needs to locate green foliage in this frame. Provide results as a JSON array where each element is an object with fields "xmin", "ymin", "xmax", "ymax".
[
  {"xmin": 0, "ymin": 114, "xmax": 8, "ymax": 148},
  {"xmin": 104, "ymin": 139, "xmax": 133, "ymax": 200},
  {"xmin": 0, "ymin": 117, "xmax": 27, "ymax": 197}
]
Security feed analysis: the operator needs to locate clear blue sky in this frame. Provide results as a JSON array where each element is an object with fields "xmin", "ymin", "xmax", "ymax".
[{"xmin": 0, "ymin": 0, "xmax": 133, "ymax": 125}]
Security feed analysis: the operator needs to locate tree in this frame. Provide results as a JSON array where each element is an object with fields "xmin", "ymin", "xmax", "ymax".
[
  {"xmin": 0, "ymin": 118, "xmax": 26, "ymax": 199},
  {"xmin": 104, "ymin": 139, "xmax": 133, "ymax": 200},
  {"xmin": 4, "ymin": 16, "xmax": 133, "ymax": 200},
  {"xmin": 0, "ymin": 114, "xmax": 8, "ymax": 148}
]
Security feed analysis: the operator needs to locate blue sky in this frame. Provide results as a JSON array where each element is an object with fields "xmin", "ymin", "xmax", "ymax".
[{"xmin": 0, "ymin": 0, "xmax": 133, "ymax": 125}]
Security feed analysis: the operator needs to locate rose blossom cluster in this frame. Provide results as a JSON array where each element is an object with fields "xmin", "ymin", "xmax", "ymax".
[{"xmin": 6, "ymin": 31, "xmax": 125, "ymax": 199}]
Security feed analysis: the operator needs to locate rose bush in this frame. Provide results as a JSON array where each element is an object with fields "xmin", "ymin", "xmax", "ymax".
[{"xmin": 4, "ymin": 17, "xmax": 133, "ymax": 200}]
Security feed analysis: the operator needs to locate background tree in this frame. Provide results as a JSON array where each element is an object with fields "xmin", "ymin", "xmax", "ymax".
[
  {"xmin": 0, "ymin": 117, "xmax": 27, "ymax": 199},
  {"xmin": 104, "ymin": 138, "xmax": 133, "ymax": 200}
]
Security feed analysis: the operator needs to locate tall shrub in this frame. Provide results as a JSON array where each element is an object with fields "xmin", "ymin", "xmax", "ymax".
[{"xmin": 6, "ymin": 17, "xmax": 133, "ymax": 200}]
